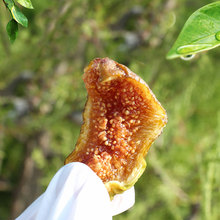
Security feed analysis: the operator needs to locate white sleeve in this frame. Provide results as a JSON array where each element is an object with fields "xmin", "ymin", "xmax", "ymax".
[{"xmin": 15, "ymin": 162, "xmax": 135, "ymax": 220}]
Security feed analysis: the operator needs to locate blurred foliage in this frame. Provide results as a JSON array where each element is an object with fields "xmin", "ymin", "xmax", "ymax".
[{"xmin": 0, "ymin": 0, "xmax": 220, "ymax": 219}]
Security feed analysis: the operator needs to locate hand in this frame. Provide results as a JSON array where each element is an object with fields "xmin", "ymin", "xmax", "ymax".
[{"xmin": 16, "ymin": 162, "xmax": 135, "ymax": 220}]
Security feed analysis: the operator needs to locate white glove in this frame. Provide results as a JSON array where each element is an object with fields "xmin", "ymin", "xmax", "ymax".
[{"xmin": 15, "ymin": 162, "xmax": 135, "ymax": 220}]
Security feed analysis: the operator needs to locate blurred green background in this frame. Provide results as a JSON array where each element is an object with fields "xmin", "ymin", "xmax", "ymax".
[{"xmin": 0, "ymin": 0, "xmax": 220, "ymax": 219}]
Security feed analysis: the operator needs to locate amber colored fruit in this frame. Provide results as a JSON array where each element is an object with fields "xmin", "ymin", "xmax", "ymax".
[{"xmin": 65, "ymin": 58, "xmax": 167, "ymax": 198}]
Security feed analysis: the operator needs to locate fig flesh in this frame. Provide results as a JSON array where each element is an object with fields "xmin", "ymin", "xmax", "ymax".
[{"xmin": 65, "ymin": 58, "xmax": 167, "ymax": 198}]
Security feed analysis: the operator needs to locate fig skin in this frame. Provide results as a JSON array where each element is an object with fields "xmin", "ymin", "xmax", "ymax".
[{"xmin": 65, "ymin": 58, "xmax": 167, "ymax": 198}]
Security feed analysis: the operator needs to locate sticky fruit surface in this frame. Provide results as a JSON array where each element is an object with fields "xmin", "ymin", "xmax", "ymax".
[{"xmin": 65, "ymin": 58, "xmax": 167, "ymax": 198}]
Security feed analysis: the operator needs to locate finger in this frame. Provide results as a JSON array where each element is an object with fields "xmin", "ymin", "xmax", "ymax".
[{"xmin": 111, "ymin": 186, "xmax": 135, "ymax": 216}]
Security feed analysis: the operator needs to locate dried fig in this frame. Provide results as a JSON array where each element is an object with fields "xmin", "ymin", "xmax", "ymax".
[{"xmin": 65, "ymin": 58, "xmax": 167, "ymax": 198}]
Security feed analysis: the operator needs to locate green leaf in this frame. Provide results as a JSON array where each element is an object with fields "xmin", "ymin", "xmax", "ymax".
[
  {"xmin": 3, "ymin": 0, "xmax": 14, "ymax": 10},
  {"xmin": 11, "ymin": 4, "xmax": 28, "ymax": 27},
  {"xmin": 167, "ymin": 2, "xmax": 220, "ymax": 59},
  {"xmin": 6, "ymin": 19, "xmax": 18, "ymax": 43},
  {"xmin": 15, "ymin": 0, "xmax": 34, "ymax": 9}
]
